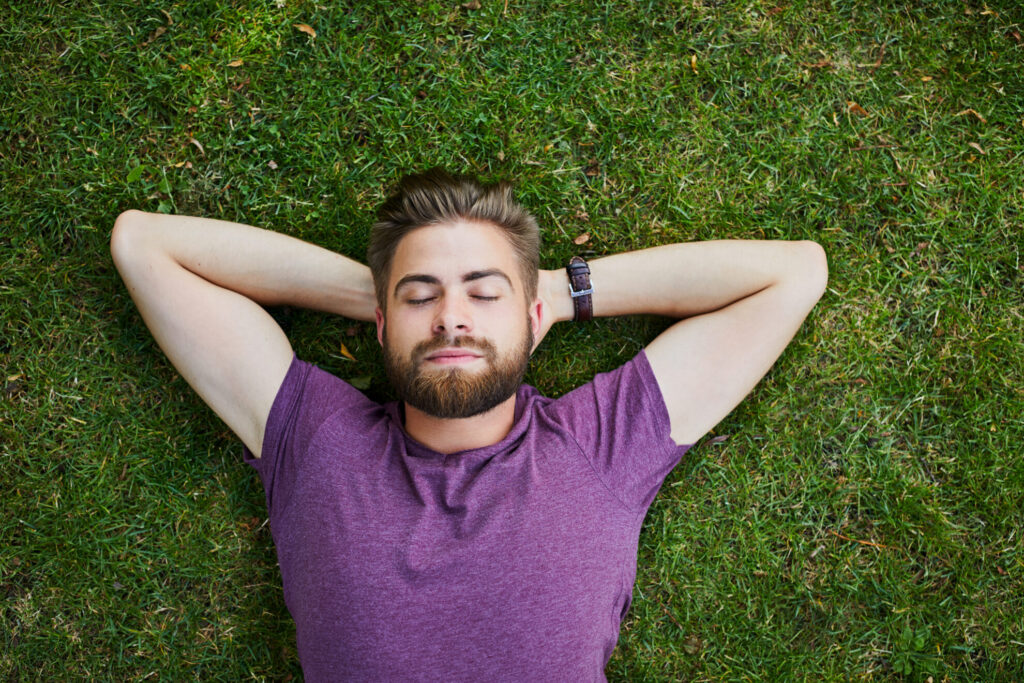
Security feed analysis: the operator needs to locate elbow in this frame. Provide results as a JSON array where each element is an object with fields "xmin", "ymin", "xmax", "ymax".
[
  {"xmin": 110, "ymin": 210, "xmax": 150, "ymax": 271},
  {"xmin": 794, "ymin": 240, "xmax": 829, "ymax": 302}
]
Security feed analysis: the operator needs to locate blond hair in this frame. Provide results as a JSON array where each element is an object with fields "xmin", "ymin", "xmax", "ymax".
[{"xmin": 368, "ymin": 168, "xmax": 540, "ymax": 308}]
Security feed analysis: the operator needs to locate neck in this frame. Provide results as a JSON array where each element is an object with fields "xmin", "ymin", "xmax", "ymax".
[{"xmin": 402, "ymin": 394, "xmax": 518, "ymax": 455}]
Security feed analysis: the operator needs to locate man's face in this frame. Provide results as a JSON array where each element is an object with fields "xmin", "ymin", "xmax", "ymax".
[{"xmin": 376, "ymin": 219, "xmax": 540, "ymax": 419}]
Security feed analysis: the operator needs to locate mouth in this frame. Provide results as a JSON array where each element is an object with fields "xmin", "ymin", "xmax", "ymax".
[{"xmin": 423, "ymin": 348, "xmax": 484, "ymax": 365}]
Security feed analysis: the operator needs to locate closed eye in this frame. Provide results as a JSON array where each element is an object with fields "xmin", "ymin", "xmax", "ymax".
[
  {"xmin": 473, "ymin": 295, "xmax": 499, "ymax": 302},
  {"xmin": 407, "ymin": 297, "xmax": 436, "ymax": 305}
]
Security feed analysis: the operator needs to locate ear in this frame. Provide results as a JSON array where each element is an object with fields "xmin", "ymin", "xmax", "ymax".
[{"xmin": 375, "ymin": 307, "xmax": 385, "ymax": 347}]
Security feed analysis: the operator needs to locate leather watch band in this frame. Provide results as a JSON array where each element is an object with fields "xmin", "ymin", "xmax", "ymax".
[{"xmin": 566, "ymin": 256, "xmax": 594, "ymax": 322}]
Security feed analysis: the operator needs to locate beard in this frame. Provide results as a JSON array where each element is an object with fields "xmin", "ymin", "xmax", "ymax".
[{"xmin": 382, "ymin": 321, "xmax": 533, "ymax": 419}]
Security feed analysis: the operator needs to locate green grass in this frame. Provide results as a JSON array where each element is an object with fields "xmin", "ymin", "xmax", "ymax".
[{"xmin": 2, "ymin": 0, "xmax": 1023, "ymax": 679}]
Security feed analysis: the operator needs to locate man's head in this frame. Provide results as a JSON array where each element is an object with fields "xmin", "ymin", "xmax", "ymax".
[
  {"xmin": 368, "ymin": 168, "xmax": 540, "ymax": 311},
  {"xmin": 368, "ymin": 169, "xmax": 542, "ymax": 419}
]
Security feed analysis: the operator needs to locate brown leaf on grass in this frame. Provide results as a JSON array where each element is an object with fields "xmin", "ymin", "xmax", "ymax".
[
  {"xmin": 294, "ymin": 23, "xmax": 316, "ymax": 38},
  {"xmin": 689, "ymin": 54, "xmax": 698, "ymax": 74},
  {"xmin": 707, "ymin": 434, "xmax": 729, "ymax": 445},
  {"xmin": 160, "ymin": 9, "xmax": 173, "ymax": 25},
  {"xmin": 955, "ymin": 108, "xmax": 987, "ymax": 123},
  {"xmin": 766, "ymin": 5, "xmax": 785, "ymax": 16},
  {"xmin": 573, "ymin": 233, "xmax": 590, "ymax": 245},
  {"xmin": 682, "ymin": 634, "xmax": 704, "ymax": 655},
  {"xmin": 847, "ymin": 101, "xmax": 868, "ymax": 116},
  {"xmin": 141, "ymin": 25, "xmax": 166, "ymax": 47},
  {"xmin": 1010, "ymin": 30, "xmax": 1022, "ymax": 43},
  {"xmin": 968, "ymin": 142, "xmax": 986, "ymax": 155},
  {"xmin": 339, "ymin": 342, "xmax": 356, "ymax": 361},
  {"xmin": 267, "ymin": 160, "xmax": 278, "ymax": 170},
  {"xmin": 227, "ymin": 58, "xmax": 243, "ymax": 67},
  {"xmin": 801, "ymin": 59, "xmax": 832, "ymax": 68},
  {"xmin": 462, "ymin": 0, "xmax": 481, "ymax": 8},
  {"xmin": 188, "ymin": 138, "xmax": 205, "ymax": 155}
]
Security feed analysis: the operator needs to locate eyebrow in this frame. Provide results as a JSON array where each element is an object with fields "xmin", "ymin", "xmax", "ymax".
[{"xmin": 393, "ymin": 269, "xmax": 514, "ymax": 297}]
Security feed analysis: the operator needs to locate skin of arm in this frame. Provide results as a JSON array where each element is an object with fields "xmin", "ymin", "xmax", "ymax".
[
  {"xmin": 536, "ymin": 240, "xmax": 828, "ymax": 446},
  {"xmin": 110, "ymin": 210, "xmax": 377, "ymax": 457}
]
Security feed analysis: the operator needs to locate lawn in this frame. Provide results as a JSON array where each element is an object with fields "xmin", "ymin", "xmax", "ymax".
[{"xmin": 2, "ymin": 0, "xmax": 1022, "ymax": 679}]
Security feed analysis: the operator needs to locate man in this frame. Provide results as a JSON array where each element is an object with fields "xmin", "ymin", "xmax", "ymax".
[{"xmin": 111, "ymin": 168, "xmax": 827, "ymax": 680}]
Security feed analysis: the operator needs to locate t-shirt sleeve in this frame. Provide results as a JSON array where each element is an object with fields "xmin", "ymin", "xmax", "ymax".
[
  {"xmin": 242, "ymin": 354, "xmax": 379, "ymax": 516},
  {"xmin": 546, "ymin": 349, "xmax": 692, "ymax": 513}
]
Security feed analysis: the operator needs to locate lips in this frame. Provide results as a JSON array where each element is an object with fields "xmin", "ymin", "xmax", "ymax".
[{"xmin": 424, "ymin": 348, "xmax": 482, "ymax": 362}]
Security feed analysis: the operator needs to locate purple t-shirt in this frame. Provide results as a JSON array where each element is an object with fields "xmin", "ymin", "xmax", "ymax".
[{"xmin": 244, "ymin": 350, "xmax": 690, "ymax": 681}]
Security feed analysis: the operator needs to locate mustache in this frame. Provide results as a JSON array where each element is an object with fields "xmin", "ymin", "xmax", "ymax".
[{"xmin": 412, "ymin": 335, "xmax": 497, "ymax": 363}]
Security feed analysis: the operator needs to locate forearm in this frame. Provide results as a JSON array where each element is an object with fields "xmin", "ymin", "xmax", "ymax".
[
  {"xmin": 544, "ymin": 240, "xmax": 827, "ymax": 323},
  {"xmin": 113, "ymin": 210, "xmax": 377, "ymax": 322}
]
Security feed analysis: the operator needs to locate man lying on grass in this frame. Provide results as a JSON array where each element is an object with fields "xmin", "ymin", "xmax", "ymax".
[{"xmin": 110, "ymin": 168, "xmax": 827, "ymax": 681}]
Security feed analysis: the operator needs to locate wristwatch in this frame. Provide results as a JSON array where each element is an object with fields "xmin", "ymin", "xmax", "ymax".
[{"xmin": 566, "ymin": 256, "xmax": 594, "ymax": 322}]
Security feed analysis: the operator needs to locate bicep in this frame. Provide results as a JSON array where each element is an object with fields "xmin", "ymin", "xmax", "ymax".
[
  {"xmin": 112, "ymin": 222, "xmax": 292, "ymax": 458},
  {"xmin": 645, "ymin": 263, "xmax": 826, "ymax": 446}
]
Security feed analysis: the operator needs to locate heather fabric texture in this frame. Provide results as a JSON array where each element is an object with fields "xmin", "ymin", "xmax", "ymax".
[{"xmin": 244, "ymin": 350, "xmax": 691, "ymax": 682}]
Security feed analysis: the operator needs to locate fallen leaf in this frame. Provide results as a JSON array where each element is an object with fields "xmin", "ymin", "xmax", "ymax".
[
  {"xmin": 801, "ymin": 59, "xmax": 832, "ymax": 68},
  {"xmin": 348, "ymin": 375, "xmax": 372, "ymax": 390},
  {"xmin": 683, "ymin": 635, "xmax": 703, "ymax": 655},
  {"xmin": 188, "ymin": 138, "xmax": 206, "ymax": 155},
  {"xmin": 6, "ymin": 373, "xmax": 22, "ymax": 382},
  {"xmin": 227, "ymin": 59, "xmax": 244, "ymax": 67},
  {"xmin": 921, "ymin": 75, "xmax": 933, "ymax": 82},
  {"xmin": 689, "ymin": 54, "xmax": 698, "ymax": 74},
  {"xmin": 267, "ymin": 160, "xmax": 278, "ymax": 170},
  {"xmin": 172, "ymin": 160, "xmax": 186, "ymax": 168},
  {"xmin": 955, "ymin": 108, "xmax": 987, "ymax": 123},
  {"xmin": 497, "ymin": 150, "xmax": 505, "ymax": 161},
  {"xmin": 141, "ymin": 25, "xmax": 166, "ymax": 47},
  {"xmin": 708, "ymin": 435, "xmax": 729, "ymax": 445},
  {"xmin": 573, "ymin": 233, "xmax": 590, "ymax": 245},
  {"xmin": 996, "ymin": 565, "xmax": 1007, "ymax": 575},
  {"xmin": 847, "ymin": 101, "xmax": 868, "ymax": 116},
  {"xmin": 294, "ymin": 23, "xmax": 316, "ymax": 38},
  {"xmin": 462, "ymin": 0, "xmax": 481, "ymax": 8},
  {"xmin": 339, "ymin": 342, "xmax": 356, "ymax": 361},
  {"xmin": 160, "ymin": 9, "xmax": 173, "ymax": 24},
  {"xmin": 1010, "ymin": 30, "xmax": 1022, "ymax": 43},
  {"xmin": 574, "ymin": 209, "xmax": 589, "ymax": 221},
  {"xmin": 968, "ymin": 142, "xmax": 986, "ymax": 155}
]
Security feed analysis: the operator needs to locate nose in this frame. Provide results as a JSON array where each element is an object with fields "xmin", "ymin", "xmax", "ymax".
[{"xmin": 432, "ymin": 294, "xmax": 472, "ymax": 336}]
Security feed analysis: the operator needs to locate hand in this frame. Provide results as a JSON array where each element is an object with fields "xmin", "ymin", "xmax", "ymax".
[{"xmin": 532, "ymin": 269, "xmax": 572, "ymax": 351}]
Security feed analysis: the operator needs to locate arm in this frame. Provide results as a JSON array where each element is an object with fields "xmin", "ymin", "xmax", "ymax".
[
  {"xmin": 110, "ymin": 210, "xmax": 376, "ymax": 457},
  {"xmin": 539, "ymin": 240, "xmax": 828, "ymax": 445}
]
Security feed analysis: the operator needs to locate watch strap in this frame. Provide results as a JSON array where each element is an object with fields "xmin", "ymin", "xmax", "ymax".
[{"xmin": 566, "ymin": 256, "xmax": 594, "ymax": 322}]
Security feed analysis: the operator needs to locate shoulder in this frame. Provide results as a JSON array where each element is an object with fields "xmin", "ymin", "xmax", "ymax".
[
  {"xmin": 543, "ymin": 351, "xmax": 675, "ymax": 444},
  {"xmin": 257, "ymin": 355, "xmax": 386, "ymax": 458}
]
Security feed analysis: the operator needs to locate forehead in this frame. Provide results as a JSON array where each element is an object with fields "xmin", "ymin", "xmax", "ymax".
[{"xmin": 390, "ymin": 220, "xmax": 519, "ymax": 285}]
